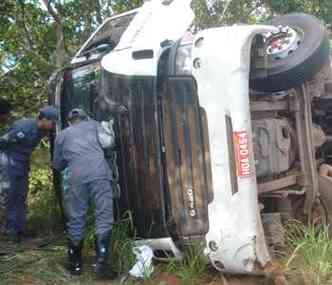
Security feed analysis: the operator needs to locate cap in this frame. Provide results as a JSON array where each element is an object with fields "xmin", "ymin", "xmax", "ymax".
[
  {"xmin": 67, "ymin": 108, "xmax": 88, "ymax": 122},
  {"xmin": 39, "ymin": 105, "xmax": 58, "ymax": 122}
]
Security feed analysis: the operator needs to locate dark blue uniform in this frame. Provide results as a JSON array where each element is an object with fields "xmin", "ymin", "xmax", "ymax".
[{"xmin": 3, "ymin": 118, "xmax": 44, "ymax": 236}]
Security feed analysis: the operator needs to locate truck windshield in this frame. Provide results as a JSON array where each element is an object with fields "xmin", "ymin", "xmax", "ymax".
[
  {"xmin": 75, "ymin": 11, "xmax": 137, "ymax": 59},
  {"xmin": 61, "ymin": 63, "xmax": 100, "ymax": 125}
]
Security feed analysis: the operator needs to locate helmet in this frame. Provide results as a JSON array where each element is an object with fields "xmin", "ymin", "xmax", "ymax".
[{"xmin": 67, "ymin": 108, "xmax": 88, "ymax": 123}]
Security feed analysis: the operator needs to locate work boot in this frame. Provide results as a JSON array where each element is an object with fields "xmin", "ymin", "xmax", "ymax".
[
  {"xmin": 94, "ymin": 231, "xmax": 111, "ymax": 276},
  {"xmin": 67, "ymin": 239, "xmax": 83, "ymax": 275}
]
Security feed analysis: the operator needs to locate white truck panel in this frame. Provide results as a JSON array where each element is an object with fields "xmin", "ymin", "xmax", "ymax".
[
  {"xmin": 102, "ymin": 0, "xmax": 194, "ymax": 76},
  {"xmin": 192, "ymin": 26, "xmax": 276, "ymax": 272}
]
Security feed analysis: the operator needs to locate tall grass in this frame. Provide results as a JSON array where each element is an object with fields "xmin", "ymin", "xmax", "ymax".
[
  {"xmin": 167, "ymin": 240, "xmax": 207, "ymax": 285},
  {"xmin": 109, "ymin": 211, "xmax": 137, "ymax": 275},
  {"xmin": 284, "ymin": 220, "xmax": 332, "ymax": 285}
]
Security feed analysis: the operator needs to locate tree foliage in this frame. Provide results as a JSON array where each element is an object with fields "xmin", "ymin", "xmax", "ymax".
[
  {"xmin": 195, "ymin": 0, "xmax": 331, "ymax": 28},
  {"xmin": 0, "ymin": 0, "xmax": 143, "ymax": 117},
  {"xmin": 0, "ymin": 0, "xmax": 55, "ymax": 117},
  {"xmin": 267, "ymin": 0, "xmax": 332, "ymax": 23},
  {"xmin": 194, "ymin": 0, "xmax": 267, "ymax": 28}
]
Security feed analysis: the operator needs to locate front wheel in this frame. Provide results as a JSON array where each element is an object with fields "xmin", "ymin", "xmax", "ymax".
[{"xmin": 250, "ymin": 13, "xmax": 330, "ymax": 92}]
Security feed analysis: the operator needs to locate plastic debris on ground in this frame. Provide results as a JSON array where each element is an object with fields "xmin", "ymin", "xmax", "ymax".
[{"xmin": 129, "ymin": 245, "xmax": 154, "ymax": 278}]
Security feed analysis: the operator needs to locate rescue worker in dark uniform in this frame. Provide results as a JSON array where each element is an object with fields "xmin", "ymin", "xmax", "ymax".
[
  {"xmin": 53, "ymin": 108, "xmax": 114, "ymax": 276},
  {"xmin": 0, "ymin": 98, "xmax": 12, "ymax": 233},
  {"xmin": 1, "ymin": 105, "xmax": 58, "ymax": 242}
]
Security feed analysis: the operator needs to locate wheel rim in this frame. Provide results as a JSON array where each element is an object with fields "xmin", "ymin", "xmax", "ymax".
[{"xmin": 265, "ymin": 26, "xmax": 302, "ymax": 60}]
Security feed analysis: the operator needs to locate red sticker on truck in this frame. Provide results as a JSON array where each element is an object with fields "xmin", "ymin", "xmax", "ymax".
[{"xmin": 233, "ymin": 131, "xmax": 252, "ymax": 177}]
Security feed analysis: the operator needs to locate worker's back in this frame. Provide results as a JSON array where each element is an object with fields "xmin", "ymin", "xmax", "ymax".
[{"xmin": 56, "ymin": 120, "xmax": 112, "ymax": 186}]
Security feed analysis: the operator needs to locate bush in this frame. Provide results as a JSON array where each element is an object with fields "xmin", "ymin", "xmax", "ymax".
[{"xmin": 27, "ymin": 145, "xmax": 63, "ymax": 235}]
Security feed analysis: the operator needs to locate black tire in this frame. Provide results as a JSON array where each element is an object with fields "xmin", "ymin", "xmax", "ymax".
[{"xmin": 250, "ymin": 13, "xmax": 330, "ymax": 92}]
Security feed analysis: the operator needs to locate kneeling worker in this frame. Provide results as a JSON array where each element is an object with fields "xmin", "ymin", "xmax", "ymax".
[{"xmin": 53, "ymin": 108, "xmax": 114, "ymax": 276}]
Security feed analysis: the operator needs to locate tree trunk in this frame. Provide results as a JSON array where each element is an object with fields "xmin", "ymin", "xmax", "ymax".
[
  {"xmin": 42, "ymin": 0, "xmax": 66, "ymax": 69},
  {"xmin": 82, "ymin": 1, "xmax": 93, "ymax": 43},
  {"xmin": 95, "ymin": 0, "xmax": 103, "ymax": 25}
]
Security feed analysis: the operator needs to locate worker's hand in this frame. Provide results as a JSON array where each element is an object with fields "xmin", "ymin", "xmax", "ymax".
[{"xmin": 117, "ymin": 105, "xmax": 128, "ymax": 114}]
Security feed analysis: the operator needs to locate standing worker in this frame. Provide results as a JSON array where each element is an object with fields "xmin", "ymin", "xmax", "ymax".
[
  {"xmin": 0, "ymin": 98, "xmax": 12, "ymax": 234},
  {"xmin": 53, "ymin": 108, "xmax": 114, "ymax": 276},
  {"xmin": 1, "ymin": 105, "xmax": 58, "ymax": 242}
]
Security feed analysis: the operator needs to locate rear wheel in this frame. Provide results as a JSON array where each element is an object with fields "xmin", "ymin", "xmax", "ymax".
[{"xmin": 250, "ymin": 13, "xmax": 330, "ymax": 92}]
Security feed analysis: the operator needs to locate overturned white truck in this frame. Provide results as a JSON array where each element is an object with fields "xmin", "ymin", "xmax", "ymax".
[{"xmin": 49, "ymin": 0, "xmax": 332, "ymax": 273}]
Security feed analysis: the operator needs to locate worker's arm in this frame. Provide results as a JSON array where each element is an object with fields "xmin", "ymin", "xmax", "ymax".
[
  {"xmin": 0, "ymin": 123, "xmax": 26, "ymax": 149},
  {"xmin": 53, "ymin": 134, "xmax": 67, "ymax": 171}
]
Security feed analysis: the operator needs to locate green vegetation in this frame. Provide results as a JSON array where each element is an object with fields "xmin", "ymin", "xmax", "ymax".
[
  {"xmin": 109, "ymin": 211, "xmax": 137, "ymax": 275},
  {"xmin": 283, "ymin": 221, "xmax": 332, "ymax": 285},
  {"xmin": 0, "ymin": 212, "xmax": 137, "ymax": 285},
  {"xmin": 166, "ymin": 241, "xmax": 207, "ymax": 285},
  {"xmin": 28, "ymin": 144, "xmax": 63, "ymax": 235}
]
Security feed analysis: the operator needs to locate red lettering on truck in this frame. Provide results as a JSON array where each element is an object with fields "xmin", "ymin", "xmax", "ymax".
[{"xmin": 234, "ymin": 131, "xmax": 252, "ymax": 178}]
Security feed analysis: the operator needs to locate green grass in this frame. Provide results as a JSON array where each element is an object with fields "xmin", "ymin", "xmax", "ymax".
[
  {"xmin": 0, "ymin": 245, "xmax": 72, "ymax": 285},
  {"xmin": 109, "ymin": 211, "xmax": 137, "ymax": 275},
  {"xmin": 0, "ymin": 209, "xmax": 138, "ymax": 285},
  {"xmin": 0, "ymin": 239, "xmax": 135, "ymax": 285},
  {"xmin": 166, "ymin": 240, "xmax": 207, "ymax": 285},
  {"xmin": 283, "ymin": 220, "xmax": 332, "ymax": 285}
]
